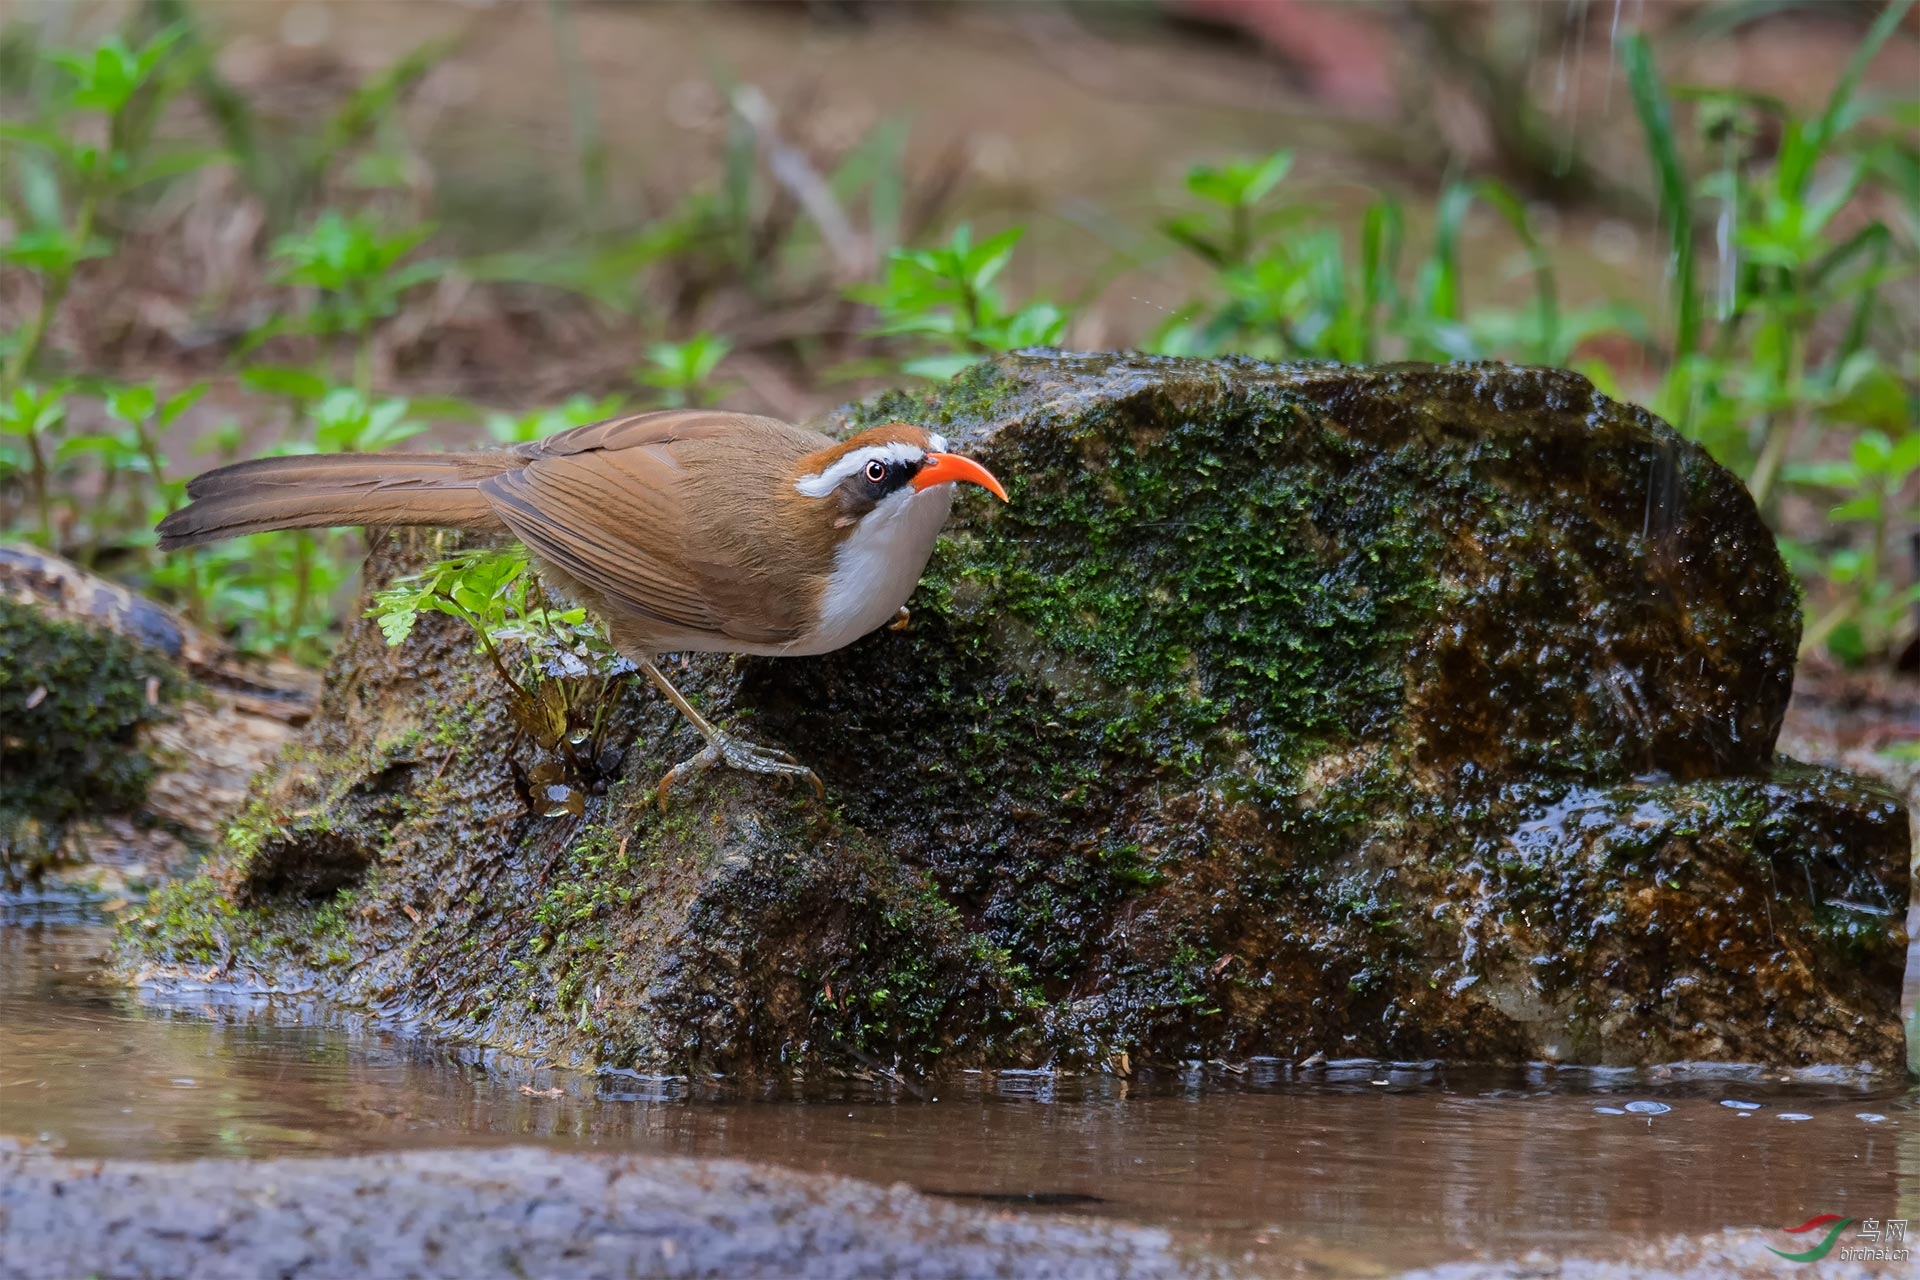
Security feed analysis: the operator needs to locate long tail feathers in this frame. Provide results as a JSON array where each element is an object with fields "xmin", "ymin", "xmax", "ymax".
[{"xmin": 155, "ymin": 451, "xmax": 522, "ymax": 550}]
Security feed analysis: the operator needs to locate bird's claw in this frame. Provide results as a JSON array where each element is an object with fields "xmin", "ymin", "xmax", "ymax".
[
  {"xmin": 657, "ymin": 731, "xmax": 824, "ymax": 810},
  {"xmin": 887, "ymin": 606, "xmax": 911, "ymax": 632}
]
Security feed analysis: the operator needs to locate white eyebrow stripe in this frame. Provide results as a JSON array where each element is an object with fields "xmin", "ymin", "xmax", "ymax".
[{"xmin": 794, "ymin": 442, "xmax": 927, "ymax": 497}]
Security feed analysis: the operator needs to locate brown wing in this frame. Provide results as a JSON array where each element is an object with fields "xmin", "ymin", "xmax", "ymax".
[
  {"xmin": 511, "ymin": 407, "xmax": 794, "ymax": 459},
  {"xmin": 481, "ymin": 410, "xmax": 830, "ymax": 647}
]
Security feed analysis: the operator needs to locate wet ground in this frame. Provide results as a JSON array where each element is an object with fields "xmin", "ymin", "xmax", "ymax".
[{"xmin": 5, "ymin": 921, "xmax": 1916, "ymax": 1276}]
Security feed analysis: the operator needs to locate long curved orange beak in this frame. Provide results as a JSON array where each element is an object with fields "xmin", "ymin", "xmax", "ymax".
[{"xmin": 912, "ymin": 452, "xmax": 1008, "ymax": 502}]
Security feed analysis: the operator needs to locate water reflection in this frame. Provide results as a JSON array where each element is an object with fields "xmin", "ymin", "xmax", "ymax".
[{"xmin": 3, "ymin": 923, "xmax": 1915, "ymax": 1273}]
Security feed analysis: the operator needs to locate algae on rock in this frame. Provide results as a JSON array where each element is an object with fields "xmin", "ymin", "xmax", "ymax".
[{"xmin": 121, "ymin": 354, "xmax": 1910, "ymax": 1073}]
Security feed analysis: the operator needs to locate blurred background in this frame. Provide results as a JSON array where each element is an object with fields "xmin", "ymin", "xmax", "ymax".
[{"xmin": 1, "ymin": 0, "xmax": 1915, "ymax": 765}]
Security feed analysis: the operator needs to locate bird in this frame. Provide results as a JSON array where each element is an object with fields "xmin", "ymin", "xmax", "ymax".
[{"xmin": 156, "ymin": 408, "xmax": 1008, "ymax": 803}]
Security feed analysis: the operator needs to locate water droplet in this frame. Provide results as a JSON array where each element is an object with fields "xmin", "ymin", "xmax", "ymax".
[
  {"xmin": 1625, "ymin": 1101, "xmax": 1670, "ymax": 1115},
  {"xmin": 541, "ymin": 784, "xmax": 582, "ymax": 818},
  {"xmin": 1720, "ymin": 1099, "xmax": 1762, "ymax": 1110},
  {"xmin": 1856, "ymin": 1113, "xmax": 1887, "ymax": 1124},
  {"xmin": 1593, "ymin": 1106, "xmax": 1626, "ymax": 1115},
  {"xmin": 1778, "ymin": 1113, "xmax": 1813, "ymax": 1122}
]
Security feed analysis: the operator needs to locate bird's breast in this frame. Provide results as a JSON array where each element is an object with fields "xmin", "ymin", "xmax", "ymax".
[{"xmin": 790, "ymin": 485, "xmax": 955, "ymax": 656}]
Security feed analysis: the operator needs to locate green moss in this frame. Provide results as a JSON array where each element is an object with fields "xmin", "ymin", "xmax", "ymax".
[
  {"xmin": 1, "ymin": 599, "xmax": 184, "ymax": 879},
  {"xmin": 933, "ymin": 389, "xmax": 1443, "ymax": 794},
  {"xmin": 130, "ymin": 873, "xmax": 360, "ymax": 973},
  {"xmin": 129, "ymin": 876, "xmax": 241, "ymax": 966},
  {"xmin": 844, "ymin": 359, "xmax": 1019, "ymax": 433}
]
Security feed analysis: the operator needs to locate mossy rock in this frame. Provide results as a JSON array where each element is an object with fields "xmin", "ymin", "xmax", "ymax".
[
  {"xmin": 1, "ymin": 549, "xmax": 186, "ymax": 888},
  {"xmin": 1, "ymin": 544, "xmax": 315, "ymax": 898},
  {"xmin": 120, "ymin": 354, "xmax": 1910, "ymax": 1074}
]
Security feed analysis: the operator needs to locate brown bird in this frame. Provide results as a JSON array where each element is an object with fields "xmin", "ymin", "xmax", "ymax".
[{"xmin": 156, "ymin": 409, "xmax": 1007, "ymax": 802}]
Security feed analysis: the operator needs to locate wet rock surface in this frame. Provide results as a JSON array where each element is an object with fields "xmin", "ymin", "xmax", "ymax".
[
  {"xmin": 120, "ymin": 354, "xmax": 1910, "ymax": 1073},
  {"xmin": 0, "ymin": 1147, "xmax": 1206, "ymax": 1280},
  {"xmin": 0, "ymin": 544, "xmax": 316, "ymax": 899},
  {"xmin": 1403, "ymin": 1230, "xmax": 1916, "ymax": 1279}
]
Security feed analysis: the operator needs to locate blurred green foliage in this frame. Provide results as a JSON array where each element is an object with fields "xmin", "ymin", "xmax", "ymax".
[
  {"xmin": 1, "ymin": 4, "xmax": 1914, "ymax": 673},
  {"xmin": 853, "ymin": 225, "xmax": 1069, "ymax": 380}
]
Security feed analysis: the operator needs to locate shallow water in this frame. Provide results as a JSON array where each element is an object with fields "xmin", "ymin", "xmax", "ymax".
[{"xmin": 3, "ymin": 922, "xmax": 1916, "ymax": 1275}]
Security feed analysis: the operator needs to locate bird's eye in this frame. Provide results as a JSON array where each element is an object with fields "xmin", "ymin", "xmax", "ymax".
[{"xmin": 863, "ymin": 459, "xmax": 888, "ymax": 484}]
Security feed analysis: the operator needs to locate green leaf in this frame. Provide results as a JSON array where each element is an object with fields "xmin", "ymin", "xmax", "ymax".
[
  {"xmin": 1185, "ymin": 150, "xmax": 1293, "ymax": 208},
  {"xmin": 1824, "ymin": 353, "xmax": 1909, "ymax": 433},
  {"xmin": 107, "ymin": 384, "xmax": 158, "ymax": 423},
  {"xmin": 1887, "ymin": 431, "xmax": 1920, "ymax": 478},
  {"xmin": 373, "ymin": 592, "xmax": 420, "ymax": 646},
  {"xmin": 1622, "ymin": 32, "xmax": 1699, "ymax": 357},
  {"xmin": 123, "ymin": 146, "xmax": 229, "ymax": 190},
  {"xmin": 0, "ymin": 384, "xmax": 70, "ymax": 437},
  {"xmin": 901, "ymin": 354, "xmax": 981, "ymax": 382},
  {"xmin": 1783, "ymin": 460, "xmax": 1859, "ymax": 489},
  {"xmin": 160, "ymin": 384, "xmax": 210, "ymax": 428},
  {"xmin": 2, "ymin": 226, "xmax": 109, "ymax": 274},
  {"xmin": 12, "ymin": 148, "xmax": 64, "ymax": 230},
  {"xmin": 1850, "ymin": 430, "xmax": 1894, "ymax": 474},
  {"xmin": 966, "ymin": 226, "xmax": 1024, "ymax": 293},
  {"xmin": 55, "ymin": 432, "xmax": 137, "ymax": 463},
  {"xmin": 1808, "ymin": 0, "xmax": 1914, "ymax": 163},
  {"xmin": 0, "ymin": 121, "xmax": 72, "ymax": 154},
  {"xmin": 1161, "ymin": 214, "xmax": 1227, "ymax": 267},
  {"xmin": 1828, "ymin": 495, "xmax": 1881, "ymax": 522},
  {"xmin": 239, "ymin": 365, "xmax": 329, "ymax": 402}
]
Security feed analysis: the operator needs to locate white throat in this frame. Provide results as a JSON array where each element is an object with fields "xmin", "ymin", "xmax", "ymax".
[{"xmin": 794, "ymin": 483, "xmax": 955, "ymax": 655}]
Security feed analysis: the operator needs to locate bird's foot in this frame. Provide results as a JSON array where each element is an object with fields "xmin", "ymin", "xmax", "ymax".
[
  {"xmin": 656, "ymin": 730, "xmax": 825, "ymax": 810},
  {"xmin": 887, "ymin": 605, "xmax": 911, "ymax": 631}
]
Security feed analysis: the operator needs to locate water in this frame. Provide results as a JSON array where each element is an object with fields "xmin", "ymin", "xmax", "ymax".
[{"xmin": 4, "ymin": 922, "xmax": 1916, "ymax": 1274}]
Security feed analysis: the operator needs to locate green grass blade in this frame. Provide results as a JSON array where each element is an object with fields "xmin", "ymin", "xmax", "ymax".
[
  {"xmin": 1425, "ymin": 181, "xmax": 1475, "ymax": 324},
  {"xmin": 1359, "ymin": 199, "xmax": 1403, "ymax": 363},
  {"xmin": 1811, "ymin": 0, "xmax": 1914, "ymax": 156},
  {"xmin": 1622, "ymin": 31, "xmax": 1700, "ymax": 359}
]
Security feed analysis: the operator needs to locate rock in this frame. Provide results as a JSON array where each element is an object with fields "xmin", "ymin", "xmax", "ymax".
[
  {"xmin": 1400, "ymin": 1228, "xmax": 1916, "ymax": 1279},
  {"xmin": 0, "ymin": 1147, "xmax": 1207, "ymax": 1280},
  {"xmin": 0, "ymin": 544, "xmax": 317, "ymax": 900},
  {"xmin": 118, "ymin": 355, "xmax": 1910, "ymax": 1072}
]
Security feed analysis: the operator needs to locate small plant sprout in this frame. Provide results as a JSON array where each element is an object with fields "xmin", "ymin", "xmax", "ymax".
[
  {"xmin": 261, "ymin": 210, "xmax": 444, "ymax": 390},
  {"xmin": 370, "ymin": 548, "xmax": 635, "ymax": 807}
]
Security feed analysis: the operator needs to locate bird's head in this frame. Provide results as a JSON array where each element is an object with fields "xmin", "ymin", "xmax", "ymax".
[
  {"xmin": 790, "ymin": 423, "xmax": 1007, "ymax": 527},
  {"xmin": 782, "ymin": 422, "xmax": 1006, "ymax": 650}
]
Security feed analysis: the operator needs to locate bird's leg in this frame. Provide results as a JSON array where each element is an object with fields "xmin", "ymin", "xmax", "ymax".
[{"xmin": 636, "ymin": 657, "xmax": 824, "ymax": 809}]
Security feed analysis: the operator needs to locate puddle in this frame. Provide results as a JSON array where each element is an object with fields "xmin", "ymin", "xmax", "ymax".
[{"xmin": 3, "ymin": 921, "xmax": 1915, "ymax": 1274}]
